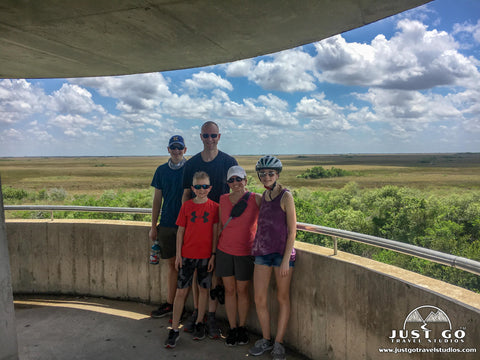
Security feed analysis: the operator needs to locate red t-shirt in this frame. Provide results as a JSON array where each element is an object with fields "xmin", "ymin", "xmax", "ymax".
[
  {"xmin": 176, "ymin": 199, "xmax": 219, "ymax": 259},
  {"xmin": 218, "ymin": 193, "xmax": 259, "ymax": 256}
]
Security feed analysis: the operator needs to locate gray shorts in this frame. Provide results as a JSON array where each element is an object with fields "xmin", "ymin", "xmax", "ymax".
[
  {"xmin": 177, "ymin": 258, "xmax": 212, "ymax": 289},
  {"xmin": 215, "ymin": 248, "xmax": 254, "ymax": 281},
  {"xmin": 156, "ymin": 225, "xmax": 177, "ymax": 259}
]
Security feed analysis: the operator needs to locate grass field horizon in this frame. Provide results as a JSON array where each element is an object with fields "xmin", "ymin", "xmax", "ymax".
[{"xmin": 1, "ymin": 152, "xmax": 480, "ymax": 197}]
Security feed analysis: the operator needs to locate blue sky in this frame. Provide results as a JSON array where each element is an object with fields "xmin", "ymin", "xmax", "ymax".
[{"xmin": 1, "ymin": 0, "xmax": 480, "ymax": 157}]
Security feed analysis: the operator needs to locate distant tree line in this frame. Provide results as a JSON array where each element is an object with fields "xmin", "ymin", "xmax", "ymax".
[{"xmin": 297, "ymin": 166, "xmax": 352, "ymax": 179}]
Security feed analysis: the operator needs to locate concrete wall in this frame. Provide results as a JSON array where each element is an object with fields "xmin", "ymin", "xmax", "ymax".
[
  {"xmin": 0, "ymin": 183, "xmax": 18, "ymax": 360},
  {"xmin": 6, "ymin": 220, "xmax": 480, "ymax": 360}
]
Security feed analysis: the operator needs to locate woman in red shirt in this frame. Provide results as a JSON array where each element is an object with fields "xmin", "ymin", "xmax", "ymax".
[{"xmin": 216, "ymin": 166, "xmax": 261, "ymax": 347}]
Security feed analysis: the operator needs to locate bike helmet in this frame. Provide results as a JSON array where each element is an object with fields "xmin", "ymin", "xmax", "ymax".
[{"xmin": 255, "ymin": 155, "xmax": 282, "ymax": 173}]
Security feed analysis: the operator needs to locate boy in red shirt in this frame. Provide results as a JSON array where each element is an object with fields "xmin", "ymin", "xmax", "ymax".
[{"xmin": 165, "ymin": 171, "xmax": 219, "ymax": 348}]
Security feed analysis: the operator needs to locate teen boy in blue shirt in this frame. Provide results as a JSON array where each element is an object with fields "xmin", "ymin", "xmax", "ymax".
[{"xmin": 150, "ymin": 135, "xmax": 187, "ymax": 318}]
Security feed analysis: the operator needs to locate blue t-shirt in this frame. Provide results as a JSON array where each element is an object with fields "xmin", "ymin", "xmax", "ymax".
[
  {"xmin": 151, "ymin": 162, "xmax": 185, "ymax": 227},
  {"xmin": 182, "ymin": 150, "xmax": 238, "ymax": 203}
]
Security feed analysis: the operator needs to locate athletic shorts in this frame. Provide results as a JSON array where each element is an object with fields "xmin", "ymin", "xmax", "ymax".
[
  {"xmin": 156, "ymin": 225, "xmax": 177, "ymax": 259},
  {"xmin": 254, "ymin": 253, "xmax": 295, "ymax": 268},
  {"xmin": 177, "ymin": 257, "xmax": 212, "ymax": 289},
  {"xmin": 215, "ymin": 248, "xmax": 254, "ymax": 281}
]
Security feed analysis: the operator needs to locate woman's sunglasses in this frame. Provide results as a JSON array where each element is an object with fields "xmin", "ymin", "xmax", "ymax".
[
  {"xmin": 227, "ymin": 176, "xmax": 244, "ymax": 183},
  {"xmin": 258, "ymin": 171, "xmax": 277, "ymax": 178},
  {"xmin": 169, "ymin": 145, "xmax": 184, "ymax": 150},
  {"xmin": 192, "ymin": 184, "xmax": 211, "ymax": 190},
  {"xmin": 201, "ymin": 133, "xmax": 218, "ymax": 139}
]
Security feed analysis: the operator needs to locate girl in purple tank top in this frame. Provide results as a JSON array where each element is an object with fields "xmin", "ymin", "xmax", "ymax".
[{"xmin": 249, "ymin": 156, "xmax": 297, "ymax": 360}]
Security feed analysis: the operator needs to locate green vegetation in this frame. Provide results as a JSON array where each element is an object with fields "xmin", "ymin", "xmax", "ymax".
[
  {"xmin": 3, "ymin": 186, "xmax": 153, "ymax": 222},
  {"xmin": 2, "ymin": 153, "xmax": 480, "ymax": 292},
  {"xmin": 293, "ymin": 183, "xmax": 480, "ymax": 292},
  {"xmin": 296, "ymin": 166, "xmax": 352, "ymax": 179}
]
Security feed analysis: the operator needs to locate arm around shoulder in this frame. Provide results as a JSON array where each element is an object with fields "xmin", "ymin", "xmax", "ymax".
[
  {"xmin": 181, "ymin": 188, "xmax": 191, "ymax": 204},
  {"xmin": 254, "ymin": 192, "xmax": 262, "ymax": 208}
]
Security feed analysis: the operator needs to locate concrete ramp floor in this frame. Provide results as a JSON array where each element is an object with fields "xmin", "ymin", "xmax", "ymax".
[{"xmin": 14, "ymin": 295, "xmax": 310, "ymax": 360}]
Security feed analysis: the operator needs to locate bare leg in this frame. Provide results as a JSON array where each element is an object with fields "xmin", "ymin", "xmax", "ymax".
[
  {"xmin": 196, "ymin": 286, "xmax": 209, "ymax": 323},
  {"xmin": 172, "ymin": 287, "xmax": 189, "ymax": 330},
  {"xmin": 273, "ymin": 267, "xmax": 293, "ymax": 343},
  {"xmin": 192, "ymin": 271, "xmax": 199, "ymax": 309},
  {"xmin": 166, "ymin": 257, "xmax": 178, "ymax": 304},
  {"xmin": 236, "ymin": 279, "xmax": 250, "ymax": 327},
  {"xmin": 222, "ymin": 276, "xmax": 237, "ymax": 328},
  {"xmin": 253, "ymin": 264, "xmax": 272, "ymax": 340}
]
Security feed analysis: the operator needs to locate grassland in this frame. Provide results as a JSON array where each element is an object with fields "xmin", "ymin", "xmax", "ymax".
[{"xmin": 1, "ymin": 153, "xmax": 480, "ymax": 196}]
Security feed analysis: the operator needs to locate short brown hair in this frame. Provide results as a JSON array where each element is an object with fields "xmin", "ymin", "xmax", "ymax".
[{"xmin": 193, "ymin": 171, "xmax": 210, "ymax": 183}]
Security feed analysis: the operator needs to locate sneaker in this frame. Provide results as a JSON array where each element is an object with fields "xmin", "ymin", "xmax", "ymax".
[
  {"xmin": 164, "ymin": 329, "xmax": 179, "ymax": 348},
  {"xmin": 236, "ymin": 326, "xmax": 249, "ymax": 345},
  {"xmin": 192, "ymin": 322, "xmax": 206, "ymax": 340},
  {"xmin": 206, "ymin": 314, "xmax": 221, "ymax": 339},
  {"xmin": 225, "ymin": 327, "xmax": 237, "ymax": 346},
  {"xmin": 271, "ymin": 342, "xmax": 286, "ymax": 360},
  {"xmin": 249, "ymin": 338, "xmax": 273, "ymax": 356},
  {"xmin": 151, "ymin": 302, "xmax": 173, "ymax": 318},
  {"xmin": 183, "ymin": 309, "xmax": 198, "ymax": 333}
]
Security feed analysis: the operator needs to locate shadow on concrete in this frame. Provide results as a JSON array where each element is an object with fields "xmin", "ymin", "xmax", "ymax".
[{"xmin": 14, "ymin": 295, "xmax": 310, "ymax": 360}]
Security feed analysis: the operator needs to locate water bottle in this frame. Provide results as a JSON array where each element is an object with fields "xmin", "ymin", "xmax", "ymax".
[{"xmin": 149, "ymin": 240, "xmax": 160, "ymax": 265}]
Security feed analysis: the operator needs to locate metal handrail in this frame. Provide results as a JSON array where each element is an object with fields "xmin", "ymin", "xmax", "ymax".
[
  {"xmin": 5, "ymin": 204, "xmax": 151, "ymax": 214},
  {"xmin": 5, "ymin": 204, "xmax": 151, "ymax": 220},
  {"xmin": 5, "ymin": 205, "xmax": 480, "ymax": 276},
  {"xmin": 296, "ymin": 222, "xmax": 480, "ymax": 276}
]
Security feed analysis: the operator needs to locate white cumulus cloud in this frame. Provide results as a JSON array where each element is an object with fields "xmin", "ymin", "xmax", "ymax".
[
  {"xmin": 226, "ymin": 49, "xmax": 316, "ymax": 92},
  {"xmin": 295, "ymin": 94, "xmax": 352, "ymax": 131},
  {"xmin": 51, "ymin": 84, "xmax": 105, "ymax": 115},
  {"xmin": 184, "ymin": 71, "xmax": 233, "ymax": 91},
  {"xmin": 0, "ymin": 79, "xmax": 47, "ymax": 124},
  {"xmin": 71, "ymin": 73, "xmax": 171, "ymax": 112},
  {"xmin": 314, "ymin": 19, "xmax": 480, "ymax": 90}
]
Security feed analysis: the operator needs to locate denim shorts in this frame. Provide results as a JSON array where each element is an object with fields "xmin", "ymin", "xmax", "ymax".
[{"xmin": 254, "ymin": 253, "xmax": 295, "ymax": 268}]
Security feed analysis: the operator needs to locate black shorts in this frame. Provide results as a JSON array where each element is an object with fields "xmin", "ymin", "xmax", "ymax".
[
  {"xmin": 156, "ymin": 225, "xmax": 177, "ymax": 259},
  {"xmin": 215, "ymin": 248, "xmax": 254, "ymax": 281},
  {"xmin": 177, "ymin": 258, "xmax": 212, "ymax": 289}
]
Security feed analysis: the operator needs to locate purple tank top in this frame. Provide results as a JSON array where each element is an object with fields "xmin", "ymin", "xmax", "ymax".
[{"xmin": 251, "ymin": 188, "xmax": 296, "ymax": 261}]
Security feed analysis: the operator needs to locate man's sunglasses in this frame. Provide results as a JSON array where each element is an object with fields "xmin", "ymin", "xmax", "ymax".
[
  {"xmin": 201, "ymin": 133, "xmax": 218, "ymax": 139},
  {"xmin": 227, "ymin": 176, "xmax": 244, "ymax": 183},
  {"xmin": 192, "ymin": 184, "xmax": 211, "ymax": 190},
  {"xmin": 169, "ymin": 145, "xmax": 184, "ymax": 150},
  {"xmin": 258, "ymin": 171, "xmax": 277, "ymax": 178}
]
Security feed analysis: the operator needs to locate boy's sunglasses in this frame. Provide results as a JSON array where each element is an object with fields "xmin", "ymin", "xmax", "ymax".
[
  {"xmin": 227, "ymin": 176, "xmax": 244, "ymax": 183},
  {"xmin": 169, "ymin": 145, "xmax": 184, "ymax": 150},
  {"xmin": 201, "ymin": 133, "xmax": 218, "ymax": 139},
  {"xmin": 192, "ymin": 184, "xmax": 211, "ymax": 190},
  {"xmin": 258, "ymin": 171, "xmax": 277, "ymax": 178}
]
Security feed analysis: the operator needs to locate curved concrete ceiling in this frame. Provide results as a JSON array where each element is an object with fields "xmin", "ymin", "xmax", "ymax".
[{"xmin": 1, "ymin": 0, "xmax": 431, "ymax": 79}]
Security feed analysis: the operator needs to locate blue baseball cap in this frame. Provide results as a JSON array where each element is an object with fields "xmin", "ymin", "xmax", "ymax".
[{"xmin": 169, "ymin": 135, "xmax": 185, "ymax": 147}]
